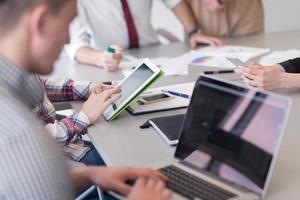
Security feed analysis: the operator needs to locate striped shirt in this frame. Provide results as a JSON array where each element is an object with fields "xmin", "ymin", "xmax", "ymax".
[
  {"xmin": 0, "ymin": 57, "xmax": 74, "ymax": 199},
  {"xmin": 36, "ymin": 77, "xmax": 92, "ymax": 161}
]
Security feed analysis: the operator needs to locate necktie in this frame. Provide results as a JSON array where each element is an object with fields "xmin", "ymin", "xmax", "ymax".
[{"xmin": 120, "ymin": 0, "xmax": 139, "ymax": 48}]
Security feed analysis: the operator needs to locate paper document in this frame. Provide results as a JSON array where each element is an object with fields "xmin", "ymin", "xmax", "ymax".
[
  {"xmin": 120, "ymin": 57, "xmax": 188, "ymax": 76},
  {"xmin": 187, "ymin": 45, "xmax": 270, "ymax": 68},
  {"xmin": 259, "ymin": 49, "xmax": 300, "ymax": 65},
  {"xmin": 120, "ymin": 45, "xmax": 269, "ymax": 76},
  {"xmin": 127, "ymin": 82, "xmax": 195, "ymax": 114}
]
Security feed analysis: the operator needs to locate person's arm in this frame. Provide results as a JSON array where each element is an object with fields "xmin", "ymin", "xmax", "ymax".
[
  {"xmin": 235, "ymin": 63, "xmax": 300, "ymax": 90},
  {"xmin": 75, "ymin": 46, "xmax": 123, "ymax": 71},
  {"xmin": 280, "ymin": 58, "xmax": 300, "ymax": 73},
  {"xmin": 53, "ymin": 111, "xmax": 89, "ymax": 144},
  {"xmin": 65, "ymin": 1, "xmax": 123, "ymax": 71},
  {"xmin": 40, "ymin": 77, "xmax": 91, "ymax": 102},
  {"xmin": 70, "ymin": 166, "xmax": 171, "ymax": 200},
  {"xmin": 45, "ymin": 86, "xmax": 121, "ymax": 145},
  {"xmin": 169, "ymin": 0, "xmax": 224, "ymax": 47}
]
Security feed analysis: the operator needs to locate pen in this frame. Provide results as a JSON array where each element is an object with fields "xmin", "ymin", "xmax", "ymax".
[
  {"xmin": 161, "ymin": 90, "xmax": 190, "ymax": 99},
  {"xmin": 204, "ymin": 70, "xmax": 234, "ymax": 75},
  {"xmin": 106, "ymin": 46, "xmax": 135, "ymax": 61},
  {"xmin": 102, "ymin": 81, "xmax": 112, "ymax": 85},
  {"xmin": 106, "ymin": 46, "xmax": 115, "ymax": 53}
]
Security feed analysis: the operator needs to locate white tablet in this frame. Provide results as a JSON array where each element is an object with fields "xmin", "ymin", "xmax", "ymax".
[{"xmin": 103, "ymin": 58, "xmax": 163, "ymax": 121}]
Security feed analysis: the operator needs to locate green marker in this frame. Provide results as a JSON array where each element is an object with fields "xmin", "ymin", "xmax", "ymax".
[{"xmin": 106, "ymin": 47, "xmax": 115, "ymax": 53}]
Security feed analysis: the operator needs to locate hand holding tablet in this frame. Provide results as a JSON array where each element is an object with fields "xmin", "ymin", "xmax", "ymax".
[{"xmin": 103, "ymin": 58, "xmax": 164, "ymax": 121}]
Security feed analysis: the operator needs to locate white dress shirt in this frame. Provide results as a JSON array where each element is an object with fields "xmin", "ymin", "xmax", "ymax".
[{"xmin": 65, "ymin": 0, "xmax": 181, "ymax": 60}]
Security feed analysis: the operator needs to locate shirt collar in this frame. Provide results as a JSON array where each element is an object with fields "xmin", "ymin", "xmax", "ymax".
[{"xmin": 0, "ymin": 57, "xmax": 44, "ymax": 109}]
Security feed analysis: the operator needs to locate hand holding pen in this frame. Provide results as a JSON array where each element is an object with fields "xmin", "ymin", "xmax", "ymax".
[{"xmin": 100, "ymin": 45, "xmax": 123, "ymax": 71}]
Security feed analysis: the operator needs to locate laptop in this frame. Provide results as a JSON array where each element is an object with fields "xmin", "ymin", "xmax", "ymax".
[{"xmin": 154, "ymin": 75, "xmax": 291, "ymax": 200}]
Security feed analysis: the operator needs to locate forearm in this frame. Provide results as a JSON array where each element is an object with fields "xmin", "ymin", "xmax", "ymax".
[
  {"xmin": 75, "ymin": 47, "xmax": 102, "ymax": 66},
  {"xmin": 58, "ymin": 111, "xmax": 89, "ymax": 143},
  {"xmin": 70, "ymin": 166, "xmax": 96, "ymax": 192},
  {"xmin": 70, "ymin": 166, "xmax": 109, "ymax": 192},
  {"xmin": 43, "ymin": 77, "xmax": 90, "ymax": 101},
  {"xmin": 280, "ymin": 73, "xmax": 300, "ymax": 89},
  {"xmin": 172, "ymin": 0, "xmax": 197, "ymax": 32}
]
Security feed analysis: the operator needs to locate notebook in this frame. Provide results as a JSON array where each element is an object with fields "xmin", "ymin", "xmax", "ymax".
[{"xmin": 140, "ymin": 114, "xmax": 185, "ymax": 146}]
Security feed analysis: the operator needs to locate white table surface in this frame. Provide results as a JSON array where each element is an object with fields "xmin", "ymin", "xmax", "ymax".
[{"xmin": 52, "ymin": 30, "xmax": 300, "ymax": 200}]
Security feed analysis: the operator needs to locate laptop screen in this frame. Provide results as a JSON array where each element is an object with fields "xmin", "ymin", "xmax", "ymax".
[{"xmin": 175, "ymin": 76, "xmax": 290, "ymax": 194}]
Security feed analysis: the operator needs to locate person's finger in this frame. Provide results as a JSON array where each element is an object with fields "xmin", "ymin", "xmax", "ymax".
[
  {"xmin": 104, "ymin": 52, "xmax": 114, "ymax": 60},
  {"xmin": 102, "ymin": 84, "xmax": 114, "ymax": 90},
  {"xmin": 127, "ymin": 168, "xmax": 168, "ymax": 182},
  {"xmin": 242, "ymin": 71, "xmax": 262, "ymax": 82},
  {"xmin": 93, "ymin": 85, "xmax": 104, "ymax": 94},
  {"xmin": 103, "ymin": 94, "xmax": 121, "ymax": 108},
  {"xmin": 103, "ymin": 60, "xmax": 119, "ymax": 68},
  {"xmin": 154, "ymin": 180, "xmax": 166, "ymax": 192},
  {"xmin": 211, "ymin": 38, "xmax": 224, "ymax": 46},
  {"xmin": 162, "ymin": 189, "xmax": 172, "ymax": 200},
  {"xmin": 114, "ymin": 52, "xmax": 123, "ymax": 60},
  {"xmin": 112, "ymin": 181, "xmax": 132, "ymax": 196},
  {"xmin": 151, "ymin": 170, "xmax": 168, "ymax": 182},
  {"xmin": 243, "ymin": 76, "xmax": 263, "ymax": 88},
  {"xmin": 241, "ymin": 75, "xmax": 261, "ymax": 89},
  {"xmin": 101, "ymin": 87, "xmax": 121, "ymax": 101},
  {"xmin": 234, "ymin": 67, "xmax": 243, "ymax": 74},
  {"xmin": 146, "ymin": 179, "xmax": 155, "ymax": 188},
  {"xmin": 202, "ymin": 38, "xmax": 216, "ymax": 46},
  {"xmin": 134, "ymin": 178, "xmax": 147, "ymax": 187},
  {"xmin": 190, "ymin": 40, "xmax": 197, "ymax": 49},
  {"xmin": 242, "ymin": 67, "xmax": 264, "ymax": 76}
]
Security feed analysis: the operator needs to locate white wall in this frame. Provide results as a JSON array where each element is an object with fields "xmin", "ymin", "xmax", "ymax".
[
  {"xmin": 264, "ymin": 0, "xmax": 300, "ymax": 32},
  {"xmin": 151, "ymin": 0, "xmax": 300, "ymax": 41}
]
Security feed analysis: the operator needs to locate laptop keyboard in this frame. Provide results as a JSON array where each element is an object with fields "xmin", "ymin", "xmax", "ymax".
[{"xmin": 160, "ymin": 165, "xmax": 236, "ymax": 200}]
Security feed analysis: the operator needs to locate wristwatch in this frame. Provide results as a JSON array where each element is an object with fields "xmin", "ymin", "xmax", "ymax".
[{"xmin": 187, "ymin": 28, "xmax": 201, "ymax": 39}]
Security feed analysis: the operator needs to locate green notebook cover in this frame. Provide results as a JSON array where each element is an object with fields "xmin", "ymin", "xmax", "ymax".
[{"xmin": 108, "ymin": 69, "xmax": 164, "ymax": 121}]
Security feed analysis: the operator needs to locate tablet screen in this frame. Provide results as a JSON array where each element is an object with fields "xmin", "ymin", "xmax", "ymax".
[{"xmin": 104, "ymin": 63, "xmax": 155, "ymax": 119}]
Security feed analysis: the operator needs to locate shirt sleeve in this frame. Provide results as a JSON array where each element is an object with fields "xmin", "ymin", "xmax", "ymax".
[
  {"xmin": 46, "ymin": 111, "xmax": 90, "ymax": 145},
  {"xmin": 42, "ymin": 77, "xmax": 91, "ymax": 102},
  {"xmin": 65, "ymin": 0, "xmax": 91, "ymax": 60},
  {"xmin": 279, "ymin": 58, "xmax": 300, "ymax": 73},
  {"xmin": 161, "ymin": 0, "xmax": 182, "ymax": 8}
]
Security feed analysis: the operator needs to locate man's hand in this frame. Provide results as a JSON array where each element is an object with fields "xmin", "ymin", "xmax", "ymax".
[
  {"xmin": 127, "ymin": 178, "xmax": 172, "ymax": 200},
  {"xmin": 89, "ymin": 83, "xmax": 114, "ymax": 95},
  {"xmin": 235, "ymin": 64, "xmax": 285, "ymax": 90},
  {"xmin": 202, "ymin": 0, "xmax": 224, "ymax": 12},
  {"xmin": 81, "ymin": 87, "xmax": 121, "ymax": 124},
  {"xmin": 98, "ymin": 46, "xmax": 123, "ymax": 71},
  {"xmin": 189, "ymin": 32, "xmax": 224, "ymax": 48},
  {"xmin": 75, "ymin": 46, "xmax": 123, "ymax": 71},
  {"xmin": 88, "ymin": 167, "xmax": 168, "ymax": 196}
]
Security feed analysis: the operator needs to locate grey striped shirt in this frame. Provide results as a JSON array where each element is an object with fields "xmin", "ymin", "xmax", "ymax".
[{"xmin": 0, "ymin": 57, "xmax": 74, "ymax": 199}]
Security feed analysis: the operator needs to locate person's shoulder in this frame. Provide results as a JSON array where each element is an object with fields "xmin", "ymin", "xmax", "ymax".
[{"xmin": 0, "ymin": 85, "xmax": 43, "ymax": 142}]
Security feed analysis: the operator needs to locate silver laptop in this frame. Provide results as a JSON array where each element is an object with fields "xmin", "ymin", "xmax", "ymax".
[{"xmin": 154, "ymin": 75, "xmax": 291, "ymax": 200}]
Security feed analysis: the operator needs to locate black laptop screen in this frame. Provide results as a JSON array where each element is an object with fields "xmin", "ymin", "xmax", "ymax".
[{"xmin": 175, "ymin": 76, "xmax": 289, "ymax": 194}]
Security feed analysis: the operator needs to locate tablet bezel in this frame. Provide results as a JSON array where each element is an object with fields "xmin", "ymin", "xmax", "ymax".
[{"xmin": 103, "ymin": 58, "xmax": 161, "ymax": 120}]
